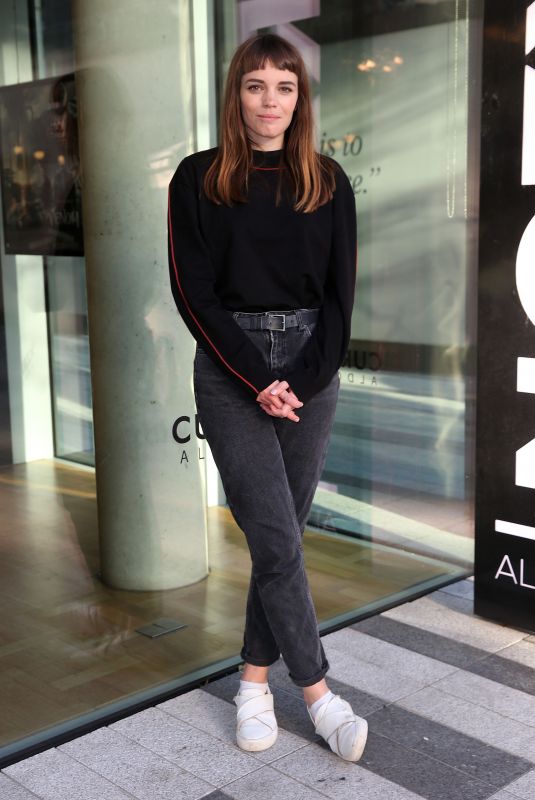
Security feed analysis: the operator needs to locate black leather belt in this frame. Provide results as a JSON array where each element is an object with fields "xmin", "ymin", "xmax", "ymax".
[{"xmin": 231, "ymin": 308, "xmax": 320, "ymax": 331}]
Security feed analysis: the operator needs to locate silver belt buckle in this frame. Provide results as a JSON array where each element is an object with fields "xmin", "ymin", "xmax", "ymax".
[{"xmin": 268, "ymin": 313, "xmax": 286, "ymax": 331}]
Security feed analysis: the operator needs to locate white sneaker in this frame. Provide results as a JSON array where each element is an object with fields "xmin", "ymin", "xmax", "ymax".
[
  {"xmin": 233, "ymin": 685, "xmax": 278, "ymax": 752},
  {"xmin": 307, "ymin": 693, "xmax": 368, "ymax": 762}
]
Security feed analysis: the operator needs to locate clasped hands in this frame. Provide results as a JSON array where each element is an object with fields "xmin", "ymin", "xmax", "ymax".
[{"xmin": 256, "ymin": 380, "xmax": 303, "ymax": 422}]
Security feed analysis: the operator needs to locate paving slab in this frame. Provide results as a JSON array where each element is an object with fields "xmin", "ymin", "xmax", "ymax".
[
  {"xmin": 358, "ymin": 731, "xmax": 500, "ymax": 800},
  {"xmin": 431, "ymin": 590, "xmax": 475, "ymax": 614},
  {"xmin": 366, "ymin": 704, "xmax": 532, "ymax": 788},
  {"xmin": 58, "ymin": 726, "xmax": 215, "ymax": 800},
  {"xmin": 351, "ymin": 614, "xmax": 489, "ymax": 669},
  {"xmin": 501, "ymin": 768, "xmax": 535, "ymax": 800},
  {"xmin": 431, "ymin": 669, "xmax": 535, "ymax": 726},
  {"xmin": 323, "ymin": 627, "xmax": 458, "ymax": 683},
  {"xmin": 437, "ymin": 578, "xmax": 474, "ymax": 599},
  {"xmin": 0, "ymin": 773, "xmax": 45, "ymax": 800},
  {"xmin": 321, "ymin": 643, "xmax": 435, "ymax": 702},
  {"xmin": 4, "ymin": 747, "xmax": 134, "ymax": 800},
  {"xmin": 222, "ymin": 762, "xmax": 330, "ymax": 799},
  {"xmin": 158, "ymin": 686, "xmax": 309, "ymax": 764},
  {"xmin": 469, "ymin": 652, "xmax": 535, "ymax": 697},
  {"xmin": 383, "ymin": 596, "xmax": 527, "ymax": 651},
  {"xmin": 397, "ymin": 687, "xmax": 535, "ymax": 761},
  {"xmin": 497, "ymin": 640, "xmax": 535, "ymax": 669},
  {"xmin": 270, "ymin": 740, "xmax": 426, "ymax": 800},
  {"xmin": 110, "ymin": 706, "xmax": 260, "ymax": 787}
]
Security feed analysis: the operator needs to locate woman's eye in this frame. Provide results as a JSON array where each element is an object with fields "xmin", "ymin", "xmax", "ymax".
[{"xmin": 247, "ymin": 85, "xmax": 293, "ymax": 92}]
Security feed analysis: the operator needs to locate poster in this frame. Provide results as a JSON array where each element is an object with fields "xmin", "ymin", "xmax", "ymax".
[{"xmin": 0, "ymin": 73, "xmax": 83, "ymax": 256}]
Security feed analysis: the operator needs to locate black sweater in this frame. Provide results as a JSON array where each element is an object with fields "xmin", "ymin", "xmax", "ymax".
[{"xmin": 167, "ymin": 146, "xmax": 357, "ymax": 403}]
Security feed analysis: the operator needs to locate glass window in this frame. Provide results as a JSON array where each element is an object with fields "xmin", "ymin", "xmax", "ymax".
[
  {"xmin": 47, "ymin": 255, "xmax": 94, "ymax": 464},
  {"xmin": 0, "ymin": 0, "xmax": 483, "ymax": 765},
  {"xmin": 214, "ymin": 0, "xmax": 482, "ymax": 620}
]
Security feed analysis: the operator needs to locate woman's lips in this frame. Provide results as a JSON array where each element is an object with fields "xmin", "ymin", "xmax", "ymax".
[{"xmin": 258, "ymin": 115, "xmax": 280, "ymax": 119}]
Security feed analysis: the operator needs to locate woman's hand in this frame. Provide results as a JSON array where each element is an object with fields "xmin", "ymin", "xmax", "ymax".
[{"xmin": 256, "ymin": 380, "xmax": 303, "ymax": 422}]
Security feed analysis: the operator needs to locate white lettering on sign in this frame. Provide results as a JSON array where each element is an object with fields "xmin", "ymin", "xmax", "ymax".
[
  {"xmin": 516, "ymin": 440, "xmax": 535, "ymax": 489},
  {"xmin": 495, "ymin": 519, "xmax": 535, "ymax": 540},
  {"xmin": 498, "ymin": 2, "xmax": 535, "ymax": 528},
  {"xmin": 495, "ymin": 554, "xmax": 535, "ymax": 588},
  {"xmin": 522, "ymin": 2, "xmax": 535, "ymax": 184},
  {"xmin": 516, "ymin": 216, "xmax": 535, "ymax": 327},
  {"xmin": 517, "ymin": 356, "xmax": 535, "ymax": 393},
  {"xmin": 495, "ymin": 555, "xmax": 518, "ymax": 583},
  {"xmin": 521, "ymin": 560, "xmax": 535, "ymax": 588},
  {"xmin": 515, "ymin": 220, "xmax": 535, "ymax": 489}
]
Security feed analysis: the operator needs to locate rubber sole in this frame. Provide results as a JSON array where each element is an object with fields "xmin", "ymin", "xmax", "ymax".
[
  {"xmin": 236, "ymin": 726, "xmax": 278, "ymax": 752},
  {"xmin": 335, "ymin": 718, "xmax": 368, "ymax": 762}
]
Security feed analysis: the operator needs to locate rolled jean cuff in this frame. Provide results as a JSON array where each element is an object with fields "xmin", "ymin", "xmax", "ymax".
[
  {"xmin": 240, "ymin": 648, "xmax": 280, "ymax": 667},
  {"xmin": 288, "ymin": 656, "xmax": 330, "ymax": 687}
]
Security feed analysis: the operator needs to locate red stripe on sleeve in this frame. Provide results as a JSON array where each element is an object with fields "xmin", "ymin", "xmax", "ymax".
[{"xmin": 167, "ymin": 187, "xmax": 260, "ymax": 396}]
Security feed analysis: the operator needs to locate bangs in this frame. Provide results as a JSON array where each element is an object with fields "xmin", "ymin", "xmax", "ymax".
[{"xmin": 240, "ymin": 34, "xmax": 300, "ymax": 76}]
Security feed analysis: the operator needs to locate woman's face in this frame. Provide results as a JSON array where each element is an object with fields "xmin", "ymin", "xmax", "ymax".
[{"xmin": 239, "ymin": 60, "xmax": 298, "ymax": 150}]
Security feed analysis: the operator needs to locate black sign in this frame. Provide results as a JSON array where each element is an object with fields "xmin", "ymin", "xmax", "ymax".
[{"xmin": 474, "ymin": 0, "xmax": 535, "ymax": 630}]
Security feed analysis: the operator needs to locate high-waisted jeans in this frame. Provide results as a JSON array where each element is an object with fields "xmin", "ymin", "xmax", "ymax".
[{"xmin": 192, "ymin": 308, "xmax": 340, "ymax": 687}]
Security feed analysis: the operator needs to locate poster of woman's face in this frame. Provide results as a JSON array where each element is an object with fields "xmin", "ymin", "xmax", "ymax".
[{"xmin": 0, "ymin": 73, "xmax": 83, "ymax": 256}]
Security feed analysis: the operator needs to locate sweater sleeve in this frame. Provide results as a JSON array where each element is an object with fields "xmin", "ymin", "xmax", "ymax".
[
  {"xmin": 283, "ymin": 165, "xmax": 357, "ymax": 403},
  {"xmin": 167, "ymin": 164, "xmax": 277, "ymax": 399}
]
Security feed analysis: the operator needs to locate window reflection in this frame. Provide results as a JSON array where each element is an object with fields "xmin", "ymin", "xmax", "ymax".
[{"xmin": 216, "ymin": 0, "xmax": 480, "ymax": 572}]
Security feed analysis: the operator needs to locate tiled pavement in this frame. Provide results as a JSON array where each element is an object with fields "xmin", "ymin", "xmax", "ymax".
[{"xmin": 2, "ymin": 578, "xmax": 535, "ymax": 799}]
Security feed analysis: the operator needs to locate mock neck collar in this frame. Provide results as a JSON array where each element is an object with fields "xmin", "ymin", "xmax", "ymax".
[{"xmin": 251, "ymin": 147, "xmax": 284, "ymax": 168}]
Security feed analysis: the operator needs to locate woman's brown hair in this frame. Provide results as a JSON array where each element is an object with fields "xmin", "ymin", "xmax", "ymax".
[{"xmin": 203, "ymin": 33, "xmax": 337, "ymax": 213}]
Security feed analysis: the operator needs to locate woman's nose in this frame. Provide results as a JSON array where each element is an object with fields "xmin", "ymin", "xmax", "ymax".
[{"xmin": 263, "ymin": 89, "xmax": 277, "ymax": 106}]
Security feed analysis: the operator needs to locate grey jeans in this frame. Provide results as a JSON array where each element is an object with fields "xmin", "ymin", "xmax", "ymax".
[{"xmin": 192, "ymin": 308, "xmax": 340, "ymax": 687}]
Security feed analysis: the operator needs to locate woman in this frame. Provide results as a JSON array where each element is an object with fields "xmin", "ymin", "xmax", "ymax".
[{"xmin": 167, "ymin": 32, "xmax": 367, "ymax": 763}]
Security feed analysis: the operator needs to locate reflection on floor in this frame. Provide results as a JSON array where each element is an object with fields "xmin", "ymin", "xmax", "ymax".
[{"xmin": 0, "ymin": 460, "xmax": 467, "ymax": 750}]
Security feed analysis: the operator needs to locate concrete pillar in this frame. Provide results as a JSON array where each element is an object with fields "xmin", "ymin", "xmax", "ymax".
[{"xmin": 72, "ymin": 0, "xmax": 208, "ymax": 589}]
